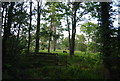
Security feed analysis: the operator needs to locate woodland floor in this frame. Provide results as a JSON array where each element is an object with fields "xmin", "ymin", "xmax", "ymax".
[{"xmin": 3, "ymin": 50, "xmax": 107, "ymax": 79}]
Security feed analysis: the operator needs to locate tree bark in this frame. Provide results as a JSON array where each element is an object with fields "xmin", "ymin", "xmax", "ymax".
[
  {"xmin": 28, "ymin": 2, "xmax": 32, "ymax": 55},
  {"xmin": 17, "ymin": 24, "xmax": 20, "ymax": 39},
  {"xmin": 48, "ymin": 19, "xmax": 52, "ymax": 53},
  {"xmin": 100, "ymin": 2, "xmax": 112, "ymax": 79},
  {"xmin": 53, "ymin": 23, "xmax": 56, "ymax": 52},
  {"xmin": 35, "ymin": 2, "xmax": 41, "ymax": 53},
  {"xmin": 66, "ymin": 16, "xmax": 71, "ymax": 53},
  {"xmin": 48, "ymin": 38, "xmax": 51, "ymax": 53},
  {"xmin": 17, "ymin": 3, "xmax": 23, "ymax": 39},
  {"xmin": 70, "ymin": 2, "xmax": 80, "ymax": 56}
]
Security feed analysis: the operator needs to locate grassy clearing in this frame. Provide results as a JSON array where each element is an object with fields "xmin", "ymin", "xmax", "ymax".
[
  {"xmin": 3, "ymin": 50, "xmax": 105, "ymax": 79},
  {"xmin": 33, "ymin": 50, "xmax": 104, "ymax": 79}
]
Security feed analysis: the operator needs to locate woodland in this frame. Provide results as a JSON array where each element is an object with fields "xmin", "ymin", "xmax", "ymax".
[{"xmin": 1, "ymin": 1, "xmax": 120, "ymax": 80}]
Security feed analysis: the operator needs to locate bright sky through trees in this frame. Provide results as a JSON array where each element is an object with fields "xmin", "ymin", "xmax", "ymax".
[{"xmin": 24, "ymin": 1, "xmax": 118, "ymax": 38}]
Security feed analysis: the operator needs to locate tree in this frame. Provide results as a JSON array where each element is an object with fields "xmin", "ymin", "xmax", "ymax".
[
  {"xmin": 80, "ymin": 22, "xmax": 99, "ymax": 52},
  {"xmin": 64, "ymin": 2, "xmax": 72, "ymax": 54},
  {"xmin": 75, "ymin": 34, "xmax": 87, "ymax": 52},
  {"xmin": 2, "ymin": 2, "xmax": 15, "ymax": 59},
  {"xmin": 62, "ymin": 37, "xmax": 69, "ymax": 50},
  {"xmin": 11, "ymin": 2, "xmax": 28, "ymax": 39},
  {"xmin": 80, "ymin": 22, "xmax": 99, "ymax": 42},
  {"xmin": 70, "ymin": 2, "xmax": 81, "ymax": 56},
  {"xmin": 15, "ymin": 2, "xmax": 24, "ymax": 39},
  {"xmin": 28, "ymin": 2, "xmax": 32, "ymax": 54},
  {"xmin": 40, "ymin": 23, "xmax": 50, "ymax": 50},
  {"xmin": 2, "ymin": 3, "xmax": 9, "ymax": 38},
  {"xmin": 43, "ymin": 2, "xmax": 63, "ymax": 52},
  {"xmin": 63, "ymin": 2, "xmax": 97, "ymax": 55},
  {"xmin": 99, "ymin": 2, "xmax": 112, "ymax": 79},
  {"xmin": 35, "ymin": 1, "xmax": 42, "ymax": 53}
]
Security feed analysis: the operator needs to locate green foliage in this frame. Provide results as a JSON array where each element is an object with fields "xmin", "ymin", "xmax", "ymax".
[
  {"xmin": 80, "ymin": 22, "xmax": 100, "ymax": 53},
  {"xmin": 62, "ymin": 37, "xmax": 69, "ymax": 49},
  {"xmin": 85, "ymin": 2, "xmax": 100, "ymax": 18},
  {"xmin": 80, "ymin": 22, "xmax": 99, "ymax": 41},
  {"xmin": 75, "ymin": 34, "xmax": 87, "ymax": 52},
  {"xmin": 87, "ymin": 42, "xmax": 100, "ymax": 53}
]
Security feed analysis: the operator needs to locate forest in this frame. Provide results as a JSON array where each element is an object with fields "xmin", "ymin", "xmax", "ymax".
[{"xmin": 1, "ymin": 0, "xmax": 120, "ymax": 80}]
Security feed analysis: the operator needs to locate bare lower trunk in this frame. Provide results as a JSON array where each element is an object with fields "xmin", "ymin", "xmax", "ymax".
[
  {"xmin": 48, "ymin": 38, "xmax": 51, "ymax": 53},
  {"xmin": 53, "ymin": 39, "xmax": 56, "ymax": 51},
  {"xmin": 53, "ymin": 24, "xmax": 56, "ymax": 52}
]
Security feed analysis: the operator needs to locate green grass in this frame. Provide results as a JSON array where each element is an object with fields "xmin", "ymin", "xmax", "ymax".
[
  {"xmin": 34, "ymin": 50, "xmax": 104, "ymax": 79},
  {"xmin": 3, "ymin": 50, "xmax": 105, "ymax": 79}
]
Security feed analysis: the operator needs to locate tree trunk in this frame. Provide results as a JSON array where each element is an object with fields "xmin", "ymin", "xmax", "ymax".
[
  {"xmin": 28, "ymin": 2, "xmax": 32, "ymax": 55},
  {"xmin": 53, "ymin": 39, "xmax": 56, "ymax": 52},
  {"xmin": 17, "ymin": 24, "xmax": 20, "ymax": 39},
  {"xmin": 48, "ymin": 19, "xmax": 52, "ymax": 53},
  {"xmin": 70, "ymin": 2, "xmax": 80, "ymax": 56},
  {"xmin": 2, "ymin": 3, "xmax": 4, "ymax": 24},
  {"xmin": 3, "ymin": 6, "xmax": 7, "ymax": 36},
  {"xmin": 2, "ymin": 5, "xmax": 7, "ymax": 64},
  {"xmin": 17, "ymin": 3, "xmax": 23, "ymax": 39},
  {"xmin": 53, "ymin": 23, "xmax": 56, "ymax": 52},
  {"xmin": 118, "ymin": 27, "xmax": 120, "ymax": 53},
  {"xmin": 100, "ymin": 2, "xmax": 112, "ymax": 79},
  {"xmin": 66, "ymin": 16, "xmax": 71, "ymax": 53},
  {"xmin": 6, "ymin": 2, "xmax": 15, "ymax": 36},
  {"xmin": 2, "ymin": 2, "xmax": 14, "ymax": 56},
  {"xmin": 48, "ymin": 38, "xmax": 51, "ymax": 53},
  {"xmin": 35, "ymin": 2, "xmax": 41, "ymax": 53},
  {"xmin": 2, "ymin": 2, "xmax": 14, "ymax": 72}
]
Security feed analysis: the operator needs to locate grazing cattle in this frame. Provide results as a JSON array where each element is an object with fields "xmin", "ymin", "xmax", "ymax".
[{"xmin": 63, "ymin": 51, "xmax": 67, "ymax": 53}]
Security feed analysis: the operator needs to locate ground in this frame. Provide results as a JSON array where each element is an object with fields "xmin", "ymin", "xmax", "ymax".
[{"xmin": 3, "ymin": 50, "xmax": 106, "ymax": 79}]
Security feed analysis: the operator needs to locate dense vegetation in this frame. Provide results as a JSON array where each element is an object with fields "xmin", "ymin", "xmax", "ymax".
[{"xmin": 1, "ymin": 1, "xmax": 120, "ymax": 80}]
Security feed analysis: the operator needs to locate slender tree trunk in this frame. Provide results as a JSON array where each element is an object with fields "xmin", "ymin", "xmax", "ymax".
[
  {"xmin": 48, "ymin": 20, "xmax": 52, "ymax": 53},
  {"xmin": 66, "ymin": 16, "xmax": 71, "ymax": 53},
  {"xmin": 17, "ymin": 3, "xmax": 23, "ymax": 39},
  {"xmin": 28, "ymin": 2, "xmax": 32, "ymax": 55},
  {"xmin": 53, "ymin": 39, "xmax": 57, "ymax": 51},
  {"xmin": 53, "ymin": 24, "xmax": 56, "ymax": 52},
  {"xmin": 3, "ymin": 7, "xmax": 7, "ymax": 36},
  {"xmin": 35, "ymin": 2, "xmax": 41, "ymax": 53},
  {"xmin": 70, "ymin": 16, "xmax": 76, "ymax": 56},
  {"xmin": 65, "ymin": 3, "xmax": 71, "ymax": 53},
  {"xmin": 2, "ymin": 3, "xmax": 4, "ymax": 24},
  {"xmin": 48, "ymin": 38, "xmax": 51, "ymax": 52},
  {"xmin": 6, "ymin": 2, "xmax": 15, "ymax": 36},
  {"xmin": 17, "ymin": 24, "xmax": 20, "ymax": 39},
  {"xmin": 70, "ymin": 2, "xmax": 80, "ymax": 56},
  {"xmin": 118, "ymin": 27, "xmax": 120, "ymax": 53}
]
